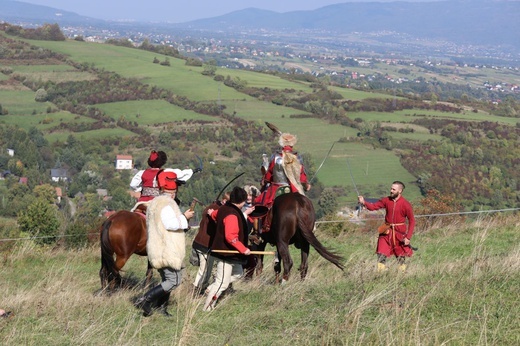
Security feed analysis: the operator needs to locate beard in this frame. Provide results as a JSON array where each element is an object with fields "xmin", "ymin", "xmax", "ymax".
[{"xmin": 389, "ymin": 192, "xmax": 399, "ymax": 199}]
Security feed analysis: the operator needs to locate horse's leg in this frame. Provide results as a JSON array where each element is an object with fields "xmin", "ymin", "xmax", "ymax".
[
  {"xmin": 113, "ymin": 255, "xmax": 129, "ymax": 289},
  {"xmin": 255, "ymin": 241, "xmax": 267, "ymax": 276},
  {"xmin": 274, "ymin": 248, "xmax": 282, "ymax": 283},
  {"xmin": 299, "ymin": 240, "xmax": 310, "ymax": 280},
  {"xmin": 277, "ymin": 241, "xmax": 293, "ymax": 283}
]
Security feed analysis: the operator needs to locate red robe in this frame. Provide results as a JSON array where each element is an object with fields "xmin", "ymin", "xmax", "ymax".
[
  {"xmin": 365, "ymin": 196, "xmax": 415, "ymax": 257},
  {"xmin": 254, "ymin": 147, "xmax": 308, "ymax": 208}
]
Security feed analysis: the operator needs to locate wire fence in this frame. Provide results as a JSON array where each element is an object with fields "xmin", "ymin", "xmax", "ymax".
[{"xmin": 0, "ymin": 207, "xmax": 518, "ymax": 243}]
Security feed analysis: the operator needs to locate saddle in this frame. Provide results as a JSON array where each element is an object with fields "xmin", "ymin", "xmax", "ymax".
[{"xmin": 131, "ymin": 202, "xmax": 149, "ymax": 219}]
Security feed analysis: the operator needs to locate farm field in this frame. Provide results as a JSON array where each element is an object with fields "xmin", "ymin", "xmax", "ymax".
[
  {"xmin": 94, "ymin": 100, "xmax": 218, "ymax": 125},
  {"xmin": 1, "ymin": 214, "xmax": 518, "ymax": 345},
  {"xmin": 45, "ymin": 127, "xmax": 138, "ymax": 143},
  {"xmin": 10, "ymin": 64, "xmax": 97, "ymax": 83},
  {"xmin": 3, "ymin": 35, "xmax": 516, "ymax": 203}
]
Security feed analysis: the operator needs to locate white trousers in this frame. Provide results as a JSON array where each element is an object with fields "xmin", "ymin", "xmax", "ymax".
[
  {"xmin": 193, "ymin": 250, "xmax": 214, "ymax": 291},
  {"xmin": 203, "ymin": 259, "xmax": 243, "ymax": 311}
]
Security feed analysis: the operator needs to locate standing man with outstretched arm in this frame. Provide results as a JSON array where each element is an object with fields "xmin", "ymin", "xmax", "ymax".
[{"xmin": 358, "ymin": 181, "xmax": 415, "ymax": 272}]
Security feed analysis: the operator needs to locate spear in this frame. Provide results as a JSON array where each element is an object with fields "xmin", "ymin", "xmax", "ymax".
[{"xmin": 211, "ymin": 249, "xmax": 276, "ymax": 255}]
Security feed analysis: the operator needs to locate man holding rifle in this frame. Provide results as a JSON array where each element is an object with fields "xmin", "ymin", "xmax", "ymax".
[{"xmin": 358, "ymin": 181, "xmax": 415, "ymax": 273}]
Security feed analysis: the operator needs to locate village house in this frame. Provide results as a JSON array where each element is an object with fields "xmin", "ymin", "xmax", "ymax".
[
  {"xmin": 50, "ymin": 168, "xmax": 69, "ymax": 182},
  {"xmin": 115, "ymin": 155, "xmax": 133, "ymax": 170}
]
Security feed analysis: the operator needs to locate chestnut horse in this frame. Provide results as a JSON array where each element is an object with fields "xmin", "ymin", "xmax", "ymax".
[
  {"xmin": 255, "ymin": 192, "xmax": 344, "ymax": 282},
  {"xmin": 99, "ymin": 209, "xmax": 152, "ymax": 291}
]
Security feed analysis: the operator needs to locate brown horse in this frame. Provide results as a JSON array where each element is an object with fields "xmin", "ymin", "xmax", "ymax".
[
  {"xmin": 99, "ymin": 209, "xmax": 152, "ymax": 291},
  {"xmin": 255, "ymin": 192, "xmax": 344, "ymax": 282}
]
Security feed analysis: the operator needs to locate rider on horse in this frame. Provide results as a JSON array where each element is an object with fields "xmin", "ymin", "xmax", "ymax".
[
  {"xmin": 130, "ymin": 150, "xmax": 196, "ymax": 203},
  {"xmin": 255, "ymin": 132, "xmax": 311, "ymax": 208}
]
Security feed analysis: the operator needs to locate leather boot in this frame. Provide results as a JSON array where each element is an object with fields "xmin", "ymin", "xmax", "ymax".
[
  {"xmin": 156, "ymin": 292, "xmax": 172, "ymax": 317},
  {"xmin": 138, "ymin": 285, "xmax": 167, "ymax": 317},
  {"xmin": 377, "ymin": 262, "xmax": 388, "ymax": 273}
]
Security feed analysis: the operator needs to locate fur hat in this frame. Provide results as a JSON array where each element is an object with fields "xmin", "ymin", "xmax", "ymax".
[
  {"xmin": 278, "ymin": 133, "xmax": 297, "ymax": 147},
  {"xmin": 157, "ymin": 171, "xmax": 178, "ymax": 190},
  {"xmin": 243, "ymin": 185, "xmax": 260, "ymax": 197},
  {"xmin": 148, "ymin": 150, "xmax": 167, "ymax": 168}
]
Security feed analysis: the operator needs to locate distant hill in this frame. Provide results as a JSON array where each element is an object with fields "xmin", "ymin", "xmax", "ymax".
[
  {"xmin": 0, "ymin": 0, "xmax": 105, "ymax": 26},
  {"xmin": 182, "ymin": 1, "xmax": 520, "ymax": 48},
  {"xmin": 1, "ymin": 0, "xmax": 519, "ymax": 49}
]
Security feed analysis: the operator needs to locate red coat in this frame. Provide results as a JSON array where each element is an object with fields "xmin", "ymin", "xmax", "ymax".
[
  {"xmin": 254, "ymin": 148, "xmax": 308, "ymax": 207},
  {"xmin": 365, "ymin": 196, "xmax": 415, "ymax": 257}
]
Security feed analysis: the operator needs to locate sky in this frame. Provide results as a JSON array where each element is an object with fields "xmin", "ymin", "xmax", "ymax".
[{"xmin": 16, "ymin": 0, "xmax": 434, "ymax": 23}]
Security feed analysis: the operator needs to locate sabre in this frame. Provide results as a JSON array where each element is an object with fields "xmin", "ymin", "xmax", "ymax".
[
  {"xmin": 215, "ymin": 172, "xmax": 245, "ymax": 202},
  {"xmin": 346, "ymin": 158, "xmax": 363, "ymax": 216}
]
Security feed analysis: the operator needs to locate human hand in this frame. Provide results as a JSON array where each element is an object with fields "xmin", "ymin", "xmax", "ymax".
[
  {"xmin": 207, "ymin": 208, "xmax": 214, "ymax": 216},
  {"xmin": 244, "ymin": 248, "xmax": 251, "ymax": 255},
  {"xmin": 357, "ymin": 196, "xmax": 365, "ymax": 204},
  {"xmin": 243, "ymin": 206, "xmax": 255, "ymax": 216},
  {"xmin": 184, "ymin": 209, "xmax": 195, "ymax": 220},
  {"xmin": 403, "ymin": 238, "xmax": 410, "ymax": 246},
  {"xmin": 306, "ymin": 183, "xmax": 312, "ymax": 191}
]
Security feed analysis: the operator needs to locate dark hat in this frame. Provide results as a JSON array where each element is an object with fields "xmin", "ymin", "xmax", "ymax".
[
  {"xmin": 148, "ymin": 150, "xmax": 167, "ymax": 168},
  {"xmin": 249, "ymin": 205, "xmax": 269, "ymax": 218}
]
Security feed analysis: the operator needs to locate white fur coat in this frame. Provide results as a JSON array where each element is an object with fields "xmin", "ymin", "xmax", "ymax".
[{"xmin": 146, "ymin": 195, "xmax": 186, "ymax": 270}]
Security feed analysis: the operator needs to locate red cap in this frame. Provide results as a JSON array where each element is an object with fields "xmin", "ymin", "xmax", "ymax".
[
  {"xmin": 157, "ymin": 171, "xmax": 177, "ymax": 190},
  {"xmin": 149, "ymin": 150, "xmax": 158, "ymax": 162}
]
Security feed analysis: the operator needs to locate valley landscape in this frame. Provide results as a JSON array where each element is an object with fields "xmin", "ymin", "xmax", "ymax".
[{"xmin": 0, "ymin": 1, "xmax": 519, "ymax": 344}]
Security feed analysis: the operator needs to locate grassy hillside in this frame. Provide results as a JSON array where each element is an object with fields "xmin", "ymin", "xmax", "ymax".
[
  {"xmin": 1, "ymin": 214, "xmax": 518, "ymax": 345},
  {"xmin": 2, "ymin": 34, "xmax": 518, "ymax": 208}
]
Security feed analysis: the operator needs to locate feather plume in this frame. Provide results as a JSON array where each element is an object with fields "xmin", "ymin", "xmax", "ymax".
[{"xmin": 265, "ymin": 122, "xmax": 282, "ymax": 135}]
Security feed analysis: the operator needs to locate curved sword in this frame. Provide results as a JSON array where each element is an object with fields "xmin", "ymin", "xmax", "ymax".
[
  {"xmin": 309, "ymin": 141, "xmax": 336, "ymax": 184},
  {"xmin": 215, "ymin": 172, "xmax": 245, "ymax": 202}
]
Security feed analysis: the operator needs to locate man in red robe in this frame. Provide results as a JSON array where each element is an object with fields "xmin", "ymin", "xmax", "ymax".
[{"xmin": 358, "ymin": 181, "xmax": 415, "ymax": 272}]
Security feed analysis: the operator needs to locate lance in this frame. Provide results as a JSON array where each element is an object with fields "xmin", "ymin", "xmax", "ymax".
[
  {"xmin": 309, "ymin": 141, "xmax": 336, "ymax": 184},
  {"xmin": 211, "ymin": 249, "xmax": 276, "ymax": 255}
]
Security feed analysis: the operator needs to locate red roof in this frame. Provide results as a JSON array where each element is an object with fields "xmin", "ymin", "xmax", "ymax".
[{"xmin": 116, "ymin": 155, "xmax": 133, "ymax": 160}]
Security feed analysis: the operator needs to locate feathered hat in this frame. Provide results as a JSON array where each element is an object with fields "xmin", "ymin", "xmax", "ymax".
[{"xmin": 278, "ymin": 133, "xmax": 297, "ymax": 147}]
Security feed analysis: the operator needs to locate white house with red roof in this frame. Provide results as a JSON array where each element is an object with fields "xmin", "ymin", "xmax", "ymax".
[{"xmin": 115, "ymin": 155, "xmax": 133, "ymax": 170}]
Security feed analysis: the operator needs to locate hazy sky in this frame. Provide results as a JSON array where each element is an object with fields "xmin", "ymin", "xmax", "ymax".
[{"xmin": 17, "ymin": 0, "xmax": 435, "ymax": 23}]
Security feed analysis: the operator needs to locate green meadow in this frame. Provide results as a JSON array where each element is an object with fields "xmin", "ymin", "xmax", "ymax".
[
  {"xmin": 10, "ymin": 64, "xmax": 97, "ymax": 83},
  {"xmin": 0, "ymin": 89, "xmax": 55, "ymax": 115},
  {"xmin": 3, "ymin": 37, "xmax": 514, "ymax": 200},
  {"xmin": 94, "ymin": 100, "xmax": 218, "ymax": 125}
]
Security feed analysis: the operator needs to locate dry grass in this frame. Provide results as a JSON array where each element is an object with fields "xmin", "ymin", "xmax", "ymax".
[{"xmin": 1, "ymin": 214, "xmax": 519, "ymax": 345}]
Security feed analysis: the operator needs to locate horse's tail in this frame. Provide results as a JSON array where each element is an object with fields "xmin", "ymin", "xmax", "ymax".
[
  {"xmin": 297, "ymin": 195, "xmax": 345, "ymax": 271},
  {"xmin": 99, "ymin": 219, "xmax": 121, "ymax": 288}
]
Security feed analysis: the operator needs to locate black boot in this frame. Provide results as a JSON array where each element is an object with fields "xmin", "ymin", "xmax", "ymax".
[
  {"xmin": 156, "ymin": 292, "xmax": 172, "ymax": 317},
  {"xmin": 137, "ymin": 285, "xmax": 167, "ymax": 317}
]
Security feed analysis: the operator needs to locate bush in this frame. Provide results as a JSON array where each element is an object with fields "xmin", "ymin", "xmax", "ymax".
[
  {"xmin": 35, "ymin": 88, "xmax": 48, "ymax": 102},
  {"xmin": 0, "ymin": 218, "xmax": 20, "ymax": 252}
]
